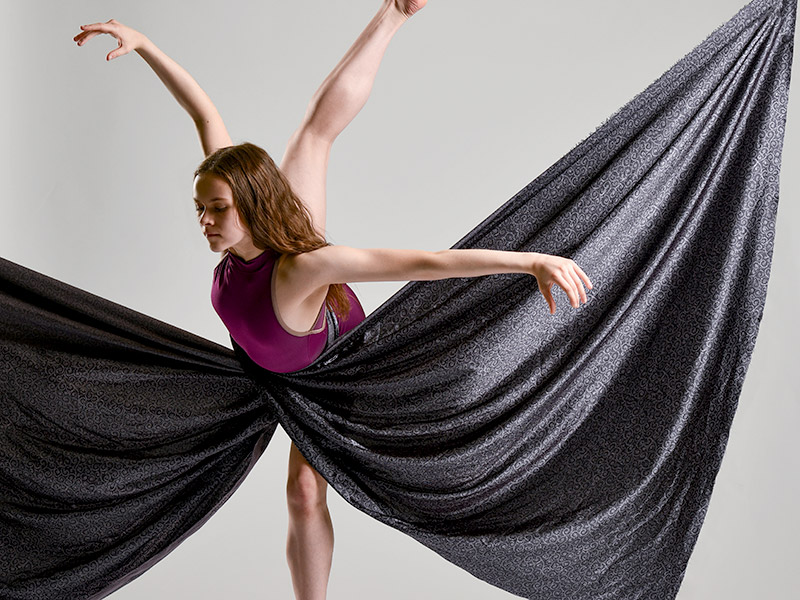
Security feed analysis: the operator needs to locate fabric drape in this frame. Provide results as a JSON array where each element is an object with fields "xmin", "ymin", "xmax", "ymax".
[{"xmin": 1, "ymin": 0, "xmax": 795, "ymax": 598}]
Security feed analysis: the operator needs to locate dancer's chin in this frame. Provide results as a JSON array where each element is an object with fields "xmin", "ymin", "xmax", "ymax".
[{"xmin": 206, "ymin": 236, "xmax": 225, "ymax": 252}]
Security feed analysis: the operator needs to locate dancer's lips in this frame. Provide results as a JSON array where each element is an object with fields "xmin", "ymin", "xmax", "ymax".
[{"xmin": 205, "ymin": 232, "xmax": 220, "ymax": 238}]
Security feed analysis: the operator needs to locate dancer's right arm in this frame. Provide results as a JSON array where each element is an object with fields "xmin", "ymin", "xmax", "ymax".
[{"xmin": 74, "ymin": 19, "xmax": 232, "ymax": 157}]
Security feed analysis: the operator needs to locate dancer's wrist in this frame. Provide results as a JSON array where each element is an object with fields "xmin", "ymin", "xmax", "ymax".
[{"xmin": 134, "ymin": 35, "xmax": 155, "ymax": 59}]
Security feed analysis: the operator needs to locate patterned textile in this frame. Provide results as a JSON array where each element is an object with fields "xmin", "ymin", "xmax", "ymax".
[{"xmin": 0, "ymin": 0, "xmax": 795, "ymax": 598}]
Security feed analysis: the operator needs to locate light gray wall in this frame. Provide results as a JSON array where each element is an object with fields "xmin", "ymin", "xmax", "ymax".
[{"xmin": 1, "ymin": 1, "xmax": 797, "ymax": 598}]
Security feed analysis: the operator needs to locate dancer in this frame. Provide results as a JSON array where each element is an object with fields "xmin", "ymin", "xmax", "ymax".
[{"xmin": 73, "ymin": 2, "xmax": 591, "ymax": 598}]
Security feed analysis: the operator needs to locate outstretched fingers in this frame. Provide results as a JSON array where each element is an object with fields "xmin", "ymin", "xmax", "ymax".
[
  {"xmin": 73, "ymin": 19, "xmax": 134, "ymax": 61},
  {"xmin": 575, "ymin": 263, "xmax": 593, "ymax": 291},
  {"xmin": 75, "ymin": 21, "xmax": 114, "ymax": 40},
  {"xmin": 554, "ymin": 271, "xmax": 581, "ymax": 309},
  {"xmin": 73, "ymin": 28, "xmax": 105, "ymax": 45},
  {"xmin": 567, "ymin": 269, "xmax": 588, "ymax": 305},
  {"xmin": 535, "ymin": 260, "xmax": 594, "ymax": 314},
  {"xmin": 74, "ymin": 22, "xmax": 115, "ymax": 48}
]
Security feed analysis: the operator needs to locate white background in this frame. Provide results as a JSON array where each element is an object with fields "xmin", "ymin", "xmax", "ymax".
[{"xmin": 1, "ymin": 1, "xmax": 797, "ymax": 598}]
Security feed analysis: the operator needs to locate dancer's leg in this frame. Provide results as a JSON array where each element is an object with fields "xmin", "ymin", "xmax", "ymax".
[
  {"xmin": 300, "ymin": 0, "xmax": 427, "ymax": 142},
  {"xmin": 280, "ymin": 0, "xmax": 427, "ymax": 236},
  {"xmin": 283, "ymin": 5, "xmax": 427, "ymax": 595},
  {"xmin": 286, "ymin": 442, "xmax": 333, "ymax": 600}
]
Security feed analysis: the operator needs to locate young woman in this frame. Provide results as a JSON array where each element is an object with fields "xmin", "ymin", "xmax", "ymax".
[{"xmin": 74, "ymin": 2, "xmax": 592, "ymax": 599}]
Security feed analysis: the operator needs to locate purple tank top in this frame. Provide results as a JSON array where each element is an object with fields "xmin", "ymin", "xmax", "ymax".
[{"xmin": 211, "ymin": 248, "xmax": 366, "ymax": 373}]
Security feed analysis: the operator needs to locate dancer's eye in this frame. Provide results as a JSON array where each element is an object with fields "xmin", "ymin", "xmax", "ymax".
[{"xmin": 194, "ymin": 204, "xmax": 226, "ymax": 215}]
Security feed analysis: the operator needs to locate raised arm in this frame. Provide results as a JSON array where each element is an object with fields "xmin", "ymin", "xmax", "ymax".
[
  {"xmin": 285, "ymin": 246, "xmax": 593, "ymax": 315},
  {"xmin": 73, "ymin": 19, "xmax": 232, "ymax": 157}
]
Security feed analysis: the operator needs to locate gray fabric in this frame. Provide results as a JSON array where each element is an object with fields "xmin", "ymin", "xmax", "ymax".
[
  {"xmin": 325, "ymin": 306, "xmax": 340, "ymax": 350},
  {"xmin": 0, "ymin": 0, "xmax": 795, "ymax": 598}
]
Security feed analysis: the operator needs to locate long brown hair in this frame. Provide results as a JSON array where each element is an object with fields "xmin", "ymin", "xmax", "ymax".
[{"xmin": 194, "ymin": 142, "xmax": 351, "ymax": 320}]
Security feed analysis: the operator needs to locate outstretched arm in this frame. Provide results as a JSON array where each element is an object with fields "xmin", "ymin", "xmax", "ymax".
[
  {"xmin": 280, "ymin": 0, "xmax": 426, "ymax": 237},
  {"xmin": 286, "ymin": 246, "xmax": 593, "ymax": 315},
  {"xmin": 74, "ymin": 19, "xmax": 232, "ymax": 157}
]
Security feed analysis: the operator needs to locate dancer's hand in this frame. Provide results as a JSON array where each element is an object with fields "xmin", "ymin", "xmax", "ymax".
[
  {"xmin": 529, "ymin": 253, "xmax": 593, "ymax": 314},
  {"xmin": 73, "ymin": 19, "xmax": 147, "ymax": 62}
]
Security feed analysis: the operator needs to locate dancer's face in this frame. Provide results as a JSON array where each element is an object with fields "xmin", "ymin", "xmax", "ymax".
[{"xmin": 193, "ymin": 173, "xmax": 252, "ymax": 254}]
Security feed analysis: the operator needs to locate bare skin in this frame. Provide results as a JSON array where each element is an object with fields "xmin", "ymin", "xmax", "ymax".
[{"xmin": 74, "ymin": 2, "xmax": 591, "ymax": 598}]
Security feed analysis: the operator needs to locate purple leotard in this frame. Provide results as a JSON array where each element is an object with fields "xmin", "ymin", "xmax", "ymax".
[{"xmin": 211, "ymin": 248, "xmax": 366, "ymax": 373}]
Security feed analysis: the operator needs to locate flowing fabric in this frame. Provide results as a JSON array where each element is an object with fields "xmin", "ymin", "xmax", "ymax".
[{"xmin": 1, "ymin": 0, "xmax": 796, "ymax": 598}]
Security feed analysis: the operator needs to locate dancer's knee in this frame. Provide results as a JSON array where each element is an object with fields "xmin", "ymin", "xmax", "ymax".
[{"xmin": 286, "ymin": 461, "xmax": 327, "ymax": 517}]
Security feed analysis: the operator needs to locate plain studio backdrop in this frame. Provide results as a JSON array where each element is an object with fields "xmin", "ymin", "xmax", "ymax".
[{"xmin": 1, "ymin": 1, "xmax": 798, "ymax": 598}]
